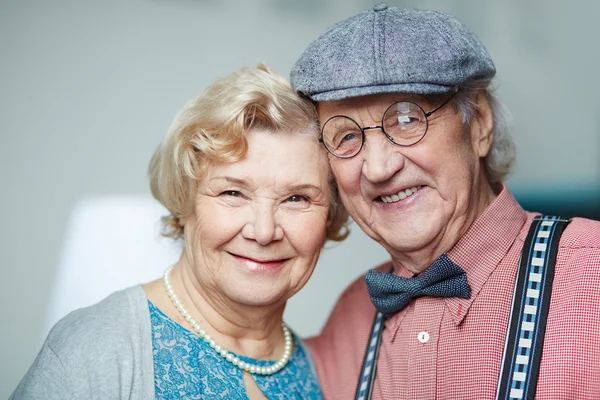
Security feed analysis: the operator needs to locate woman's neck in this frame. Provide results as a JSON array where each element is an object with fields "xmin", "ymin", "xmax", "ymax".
[{"xmin": 169, "ymin": 260, "xmax": 287, "ymax": 360}]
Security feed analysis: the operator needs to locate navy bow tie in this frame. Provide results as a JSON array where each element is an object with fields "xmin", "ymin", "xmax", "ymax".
[{"xmin": 364, "ymin": 254, "xmax": 471, "ymax": 316}]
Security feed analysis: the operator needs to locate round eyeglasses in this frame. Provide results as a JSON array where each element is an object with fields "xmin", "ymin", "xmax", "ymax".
[{"xmin": 319, "ymin": 90, "xmax": 459, "ymax": 158}]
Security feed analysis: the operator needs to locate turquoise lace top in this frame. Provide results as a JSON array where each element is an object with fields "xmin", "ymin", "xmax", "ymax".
[{"xmin": 149, "ymin": 301, "xmax": 323, "ymax": 399}]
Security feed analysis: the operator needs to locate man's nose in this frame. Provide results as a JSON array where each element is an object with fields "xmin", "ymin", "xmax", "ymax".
[{"xmin": 361, "ymin": 127, "xmax": 406, "ymax": 183}]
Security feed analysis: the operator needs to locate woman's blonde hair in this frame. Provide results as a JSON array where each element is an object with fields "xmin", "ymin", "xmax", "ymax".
[{"xmin": 149, "ymin": 64, "xmax": 349, "ymax": 242}]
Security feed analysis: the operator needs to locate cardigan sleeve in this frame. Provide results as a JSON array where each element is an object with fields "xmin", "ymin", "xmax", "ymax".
[
  {"xmin": 10, "ymin": 341, "xmax": 75, "ymax": 400},
  {"xmin": 10, "ymin": 286, "xmax": 155, "ymax": 400}
]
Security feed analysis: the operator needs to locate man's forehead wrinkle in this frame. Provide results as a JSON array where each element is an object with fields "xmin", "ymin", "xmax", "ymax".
[
  {"xmin": 364, "ymin": 105, "xmax": 384, "ymax": 126},
  {"xmin": 341, "ymin": 100, "xmax": 387, "ymax": 125},
  {"xmin": 349, "ymin": 93, "xmax": 432, "ymax": 120},
  {"xmin": 318, "ymin": 93, "xmax": 437, "ymax": 129}
]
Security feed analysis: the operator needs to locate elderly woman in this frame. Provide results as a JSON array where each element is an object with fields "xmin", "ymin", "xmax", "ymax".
[{"xmin": 11, "ymin": 64, "xmax": 348, "ymax": 399}]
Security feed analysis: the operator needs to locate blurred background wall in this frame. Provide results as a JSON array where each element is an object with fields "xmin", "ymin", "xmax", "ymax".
[{"xmin": 1, "ymin": 0, "xmax": 599, "ymax": 396}]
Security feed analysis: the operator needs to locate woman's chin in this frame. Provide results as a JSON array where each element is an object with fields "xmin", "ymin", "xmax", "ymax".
[{"xmin": 231, "ymin": 293, "xmax": 288, "ymax": 309}]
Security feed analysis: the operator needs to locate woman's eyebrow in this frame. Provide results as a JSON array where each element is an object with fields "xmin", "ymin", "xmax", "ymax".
[
  {"xmin": 211, "ymin": 177, "xmax": 323, "ymax": 195},
  {"xmin": 210, "ymin": 176, "xmax": 250, "ymax": 186},
  {"xmin": 208, "ymin": 176, "xmax": 259, "ymax": 192},
  {"xmin": 285, "ymin": 184, "xmax": 323, "ymax": 194}
]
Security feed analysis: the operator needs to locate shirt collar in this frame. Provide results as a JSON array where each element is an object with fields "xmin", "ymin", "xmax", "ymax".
[
  {"xmin": 445, "ymin": 184, "xmax": 526, "ymax": 325},
  {"xmin": 385, "ymin": 184, "xmax": 527, "ymax": 336}
]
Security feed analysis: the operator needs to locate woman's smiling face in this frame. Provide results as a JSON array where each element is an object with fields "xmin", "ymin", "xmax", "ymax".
[{"xmin": 182, "ymin": 128, "xmax": 331, "ymax": 308}]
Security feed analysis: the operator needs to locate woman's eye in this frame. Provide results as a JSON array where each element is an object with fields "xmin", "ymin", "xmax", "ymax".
[
  {"xmin": 287, "ymin": 194, "xmax": 308, "ymax": 203},
  {"xmin": 222, "ymin": 190, "xmax": 241, "ymax": 197}
]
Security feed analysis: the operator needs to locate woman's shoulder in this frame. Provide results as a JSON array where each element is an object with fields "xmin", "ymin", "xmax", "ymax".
[
  {"xmin": 46, "ymin": 285, "xmax": 149, "ymax": 355},
  {"xmin": 11, "ymin": 286, "xmax": 155, "ymax": 400}
]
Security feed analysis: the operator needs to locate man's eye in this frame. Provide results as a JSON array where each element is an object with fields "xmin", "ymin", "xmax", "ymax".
[
  {"xmin": 334, "ymin": 130, "xmax": 361, "ymax": 145},
  {"xmin": 397, "ymin": 115, "xmax": 419, "ymax": 125}
]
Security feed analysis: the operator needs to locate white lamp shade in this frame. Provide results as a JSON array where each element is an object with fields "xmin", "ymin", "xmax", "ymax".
[{"xmin": 43, "ymin": 196, "xmax": 181, "ymax": 339}]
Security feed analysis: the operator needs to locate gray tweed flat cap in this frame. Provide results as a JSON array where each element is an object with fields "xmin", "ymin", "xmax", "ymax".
[{"xmin": 291, "ymin": 4, "xmax": 496, "ymax": 101}]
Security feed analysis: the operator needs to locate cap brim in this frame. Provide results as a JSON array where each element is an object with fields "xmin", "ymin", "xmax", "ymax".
[{"xmin": 309, "ymin": 82, "xmax": 457, "ymax": 102}]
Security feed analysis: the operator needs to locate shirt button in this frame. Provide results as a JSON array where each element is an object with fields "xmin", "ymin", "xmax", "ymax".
[{"xmin": 417, "ymin": 331, "xmax": 430, "ymax": 343}]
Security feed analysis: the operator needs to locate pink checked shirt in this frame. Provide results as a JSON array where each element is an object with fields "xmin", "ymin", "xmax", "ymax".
[{"xmin": 307, "ymin": 187, "xmax": 600, "ymax": 399}]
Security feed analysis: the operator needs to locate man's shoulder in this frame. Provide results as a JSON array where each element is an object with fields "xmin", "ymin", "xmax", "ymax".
[
  {"xmin": 319, "ymin": 261, "xmax": 392, "ymax": 327},
  {"xmin": 306, "ymin": 263, "xmax": 387, "ymax": 358},
  {"xmin": 559, "ymin": 217, "xmax": 600, "ymax": 249},
  {"xmin": 337, "ymin": 261, "xmax": 391, "ymax": 304},
  {"xmin": 46, "ymin": 286, "xmax": 148, "ymax": 356}
]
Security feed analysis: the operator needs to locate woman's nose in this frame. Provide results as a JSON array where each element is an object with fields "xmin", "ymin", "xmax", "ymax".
[
  {"xmin": 242, "ymin": 206, "xmax": 284, "ymax": 245},
  {"xmin": 361, "ymin": 129, "xmax": 406, "ymax": 183}
]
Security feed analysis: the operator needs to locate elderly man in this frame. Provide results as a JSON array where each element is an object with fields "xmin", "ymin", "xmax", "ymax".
[{"xmin": 291, "ymin": 4, "xmax": 600, "ymax": 400}]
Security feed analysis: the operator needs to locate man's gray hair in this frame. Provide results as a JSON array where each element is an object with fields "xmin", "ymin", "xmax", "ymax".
[{"xmin": 454, "ymin": 78, "xmax": 515, "ymax": 184}]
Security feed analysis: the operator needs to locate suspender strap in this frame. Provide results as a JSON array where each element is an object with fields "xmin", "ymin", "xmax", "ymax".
[
  {"xmin": 496, "ymin": 215, "xmax": 570, "ymax": 400},
  {"xmin": 355, "ymin": 266, "xmax": 394, "ymax": 400},
  {"xmin": 354, "ymin": 215, "xmax": 570, "ymax": 400},
  {"xmin": 354, "ymin": 311, "xmax": 385, "ymax": 400}
]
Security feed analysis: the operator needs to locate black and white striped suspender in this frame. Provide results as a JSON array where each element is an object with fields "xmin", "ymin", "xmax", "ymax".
[
  {"xmin": 496, "ymin": 215, "xmax": 570, "ymax": 400},
  {"xmin": 354, "ymin": 310, "xmax": 384, "ymax": 400},
  {"xmin": 354, "ymin": 215, "xmax": 570, "ymax": 400}
]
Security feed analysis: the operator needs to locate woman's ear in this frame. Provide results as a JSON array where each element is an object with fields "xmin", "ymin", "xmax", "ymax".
[
  {"xmin": 470, "ymin": 92, "xmax": 494, "ymax": 158},
  {"xmin": 179, "ymin": 209, "xmax": 194, "ymax": 229}
]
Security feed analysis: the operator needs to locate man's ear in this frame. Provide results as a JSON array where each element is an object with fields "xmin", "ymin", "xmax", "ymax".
[{"xmin": 470, "ymin": 92, "xmax": 494, "ymax": 158}]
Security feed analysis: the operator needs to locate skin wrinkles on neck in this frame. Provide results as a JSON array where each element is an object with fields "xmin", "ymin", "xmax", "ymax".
[{"xmin": 173, "ymin": 258, "xmax": 287, "ymax": 360}]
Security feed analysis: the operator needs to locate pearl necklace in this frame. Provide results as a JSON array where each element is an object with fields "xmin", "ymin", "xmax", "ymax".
[{"xmin": 163, "ymin": 265, "xmax": 293, "ymax": 375}]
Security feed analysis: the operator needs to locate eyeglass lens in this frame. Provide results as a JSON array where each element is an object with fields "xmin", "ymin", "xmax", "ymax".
[{"xmin": 321, "ymin": 101, "xmax": 429, "ymax": 158}]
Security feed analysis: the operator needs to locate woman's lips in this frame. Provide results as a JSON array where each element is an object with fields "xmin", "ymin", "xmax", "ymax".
[{"xmin": 229, "ymin": 253, "xmax": 287, "ymax": 272}]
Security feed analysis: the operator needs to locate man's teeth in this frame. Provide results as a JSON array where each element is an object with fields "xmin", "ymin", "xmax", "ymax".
[{"xmin": 380, "ymin": 186, "xmax": 421, "ymax": 204}]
